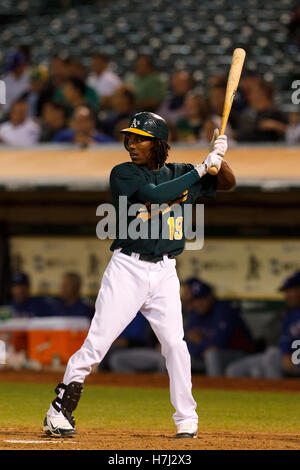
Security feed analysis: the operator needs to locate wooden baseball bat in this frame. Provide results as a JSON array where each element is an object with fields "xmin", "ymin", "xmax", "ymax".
[{"xmin": 208, "ymin": 48, "xmax": 246, "ymax": 175}]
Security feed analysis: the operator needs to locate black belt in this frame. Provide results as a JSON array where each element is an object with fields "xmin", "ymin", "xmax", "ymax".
[{"xmin": 120, "ymin": 248, "xmax": 175, "ymax": 263}]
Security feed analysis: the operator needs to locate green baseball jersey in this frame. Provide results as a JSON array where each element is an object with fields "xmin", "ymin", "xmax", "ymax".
[{"xmin": 110, "ymin": 162, "xmax": 217, "ymax": 257}]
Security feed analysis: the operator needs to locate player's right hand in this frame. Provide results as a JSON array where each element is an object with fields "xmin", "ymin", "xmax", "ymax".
[{"xmin": 209, "ymin": 129, "xmax": 228, "ymax": 157}]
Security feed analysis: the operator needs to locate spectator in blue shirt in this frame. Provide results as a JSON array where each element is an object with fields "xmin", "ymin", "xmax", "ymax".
[
  {"xmin": 52, "ymin": 105, "xmax": 113, "ymax": 145},
  {"xmin": 183, "ymin": 278, "xmax": 255, "ymax": 376},
  {"xmin": 10, "ymin": 272, "xmax": 56, "ymax": 318},
  {"xmin": 55, "ymin": 272, "xmax": 93, "ymax": 320},
  {"xmin": 226, "ymin": 270, "xmax": 300, "ymax": 378}
]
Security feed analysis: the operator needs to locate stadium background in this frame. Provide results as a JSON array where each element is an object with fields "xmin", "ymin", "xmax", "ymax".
[{"xmin": 0, "ymin": 0, "xmax": 299, "ymax": 451}]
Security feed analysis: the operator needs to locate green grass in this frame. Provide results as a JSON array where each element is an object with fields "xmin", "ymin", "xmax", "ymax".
[{"xmin": 0, "ymin": 382, "xmax": 299, "ymax": 433}]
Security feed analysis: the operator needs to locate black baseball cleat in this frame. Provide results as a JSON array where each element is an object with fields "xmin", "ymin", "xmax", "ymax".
[
  {"xmin": 176, "ymin": 422, "xmax": 198, "ymax": 439},
  {"xmin": 43, "ymin": 414, "xmax": 77, "ymax": 437}
]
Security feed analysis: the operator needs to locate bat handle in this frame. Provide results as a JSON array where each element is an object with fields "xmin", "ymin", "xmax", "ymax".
[{"xmin": 208, "ymin": 165, "xmax": 219, "ymax": 175}]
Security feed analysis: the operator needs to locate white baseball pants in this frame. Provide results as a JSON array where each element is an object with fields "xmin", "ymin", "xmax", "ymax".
[{"xmin": 49, "ymin": 249, "xmax": 198, "ymax": 426}]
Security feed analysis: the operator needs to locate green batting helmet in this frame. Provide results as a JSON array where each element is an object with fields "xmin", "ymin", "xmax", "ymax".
[{"xmin": 121, "ymin": 112, "xmax": 169, "ymax": 141}]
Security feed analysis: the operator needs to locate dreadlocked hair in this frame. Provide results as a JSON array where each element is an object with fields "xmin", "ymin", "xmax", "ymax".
[
  {"xmin": 148, "ymin": 139, "xmax": 170, "ymax": 169},
  {"xmin": 124, "ymin": 135, "xmax": 170, "ymax": 169}
]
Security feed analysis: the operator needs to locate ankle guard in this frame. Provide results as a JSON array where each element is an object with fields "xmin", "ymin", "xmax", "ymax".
[{"xmin": 52, "ymin": 382, "xmax": 83, "ymax": 427}]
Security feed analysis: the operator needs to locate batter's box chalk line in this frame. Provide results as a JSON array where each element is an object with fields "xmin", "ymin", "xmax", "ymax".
[{"xmin": 4, "ymin": 440, "xmax": 78, "ymax": 444}]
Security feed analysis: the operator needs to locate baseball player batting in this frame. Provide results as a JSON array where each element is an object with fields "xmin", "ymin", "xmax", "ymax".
[{"xmin": 43, "ymin": 112, "xmax": 235, "ymax": 439}]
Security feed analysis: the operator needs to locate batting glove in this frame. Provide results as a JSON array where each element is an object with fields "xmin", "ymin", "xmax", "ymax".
[
  {"xmin": 204, "ymin": 150, "xmax": 223, "ymax": 171},
  {"xmin": 194, "ymin": 150, "xmax": 223, "ymax": 178},
  {"xmin": 209, "ymin": 129, "xmax": 228, "ymax": 157}
]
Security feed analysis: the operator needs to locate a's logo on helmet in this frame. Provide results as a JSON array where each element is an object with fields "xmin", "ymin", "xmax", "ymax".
[{"xmin": 131, "ymin": 118, "xmax": 140, "ymax": 128}]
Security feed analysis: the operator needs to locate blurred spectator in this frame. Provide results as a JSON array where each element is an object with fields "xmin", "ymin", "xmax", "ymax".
[
  {"xmin": 226, "ymin": 271, "xmax": 300, "ymax": 378},
  {"xmin": 108, "ymin": 312, "xmax": 166, "ymax": 373},
  {"xmin": 0, "ymin": 99, "xmax": 41, "ymax": 146},
  {"xmin": 54, "ymin": 272, "xmax": 93, "ymax": 319},
  {"xmin": 197, "ymin": 83, "xmax": 236, "ymax": 144},
  {"xmin": 59, "ymin": 76, "xmax": 99, "ymax": 118},
  {"xmin": 175, "ymin": 93, "xmax": 208, "ymax": 142},
  {"xmin": 208, "ymin": 73, "xmax": 227, "ymax": 89},
  {"xmin": 18, "ymin": 45, "xmax": 31, "ymax": 67},
  {"xmin": 58, "ymin": 57, "xmax": 100, "ymax": 110},
  {"xmin": 62, "ymin": 77, "xmax": 88, "ymax": 115},
  {"xmin": 39, "ymin": 101, "xmax": 67, "ymax": 142},
  {"xmin": 285, "ymin": 111, "xmax": 300, "ymax": 145},
  {"xmin": 198, "ymin": 115, "xmax": 235, "ymax": 145},
  {"xmin": 239, "ymin": 71, "xmax": 261, "ymax": 109},
  {"xmin": 2, "ymin": 50, "xmax": 31, "ymax": 113},
  {"xmin": 99, "ymin": 85, "xmax": 135, "ymax": 139},
  {"xmin": 180, "ymin": 277, "xmax": 198, "ymax": 316},
  {"xmin": 23, "ymin": 65, "xmax": 50, "ymax": 117},
  {"xmin": 34, "ymin": 56, "xmax": 70, "ymax": 114},
  {"xmin": 236, "ymin": 80, "xmax": 288, "ymax": 142},
  {"xmin": 10, "ymin": 272, "xmax": 55, "ymax": 318},
  {"xmin": 48, "ymin": 55, "xmax": 71, "ymax": 93},
  {"xmin": 209, "ymin": 84, "xmax": 226, "ymax": 117},
  {"xmin": 128, "ymin": 55, "xmax": 165, "ymax": 112},
  {"xmin": 68, "ymin": 58, "xmax": 86, "ymax": 80},
  {"xmin": 53, "ymin": 105, "xmax": 112, "ymax": 145},
  {"xmin": 158, "ymin": 71, "xmax": 193, "ymax": 124},
  {"xmin": 87, "ymin": 53, "xmax": 122, "ymax": 108},
  {"xmin": 183, "ymin": 278, "xmax": 255, "ymax": 376},
  {"xmin": 208, "ymin": 83, "xmax": 239, "ymax": 131}
]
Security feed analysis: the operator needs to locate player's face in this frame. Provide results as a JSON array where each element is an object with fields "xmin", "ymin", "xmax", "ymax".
[{"xmin": 126, "ymin": 133, "xmax": 154, "ymax": 166}]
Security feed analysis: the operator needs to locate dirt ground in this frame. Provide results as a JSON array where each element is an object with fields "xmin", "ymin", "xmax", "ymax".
[
  {"xmin": 1, "ymin": 370, "xmax": 300, "ymax": 450},
  {"xmin": 1, "ymin": 427, "xmax": 300, "ymax": 451}
]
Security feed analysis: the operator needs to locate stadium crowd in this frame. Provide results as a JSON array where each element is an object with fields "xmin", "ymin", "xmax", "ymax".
[
  {"xmin": 2, "ymin": 268, "xmax": 300, "ymax": 379},
  {"xmin": 0, "ymin": 46, "xmax": 299, "ymax": 147}
]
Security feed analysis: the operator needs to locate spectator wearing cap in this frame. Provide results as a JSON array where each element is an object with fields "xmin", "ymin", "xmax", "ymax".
[
  {"xmin": 0, "ymin": 99, "xmax": 41, "ymax": 146},
  {"xmin": 10, "ymin": 272, "xmax": 56, "ymax": 318},
  {"xmin": 2, "ymin": 50, "xmax": 31, "ymax": 113},
  {"xmin": 87, "ymin": 53, "xmax": 122, "ymax": 108},
  {"xmin": 226, "ymin": 271, "xmax": 300, "ymax": 378},
  {"xmin": 52, "ymin": 105, "xmax": 112, "ymax": 145},
  {"xmin": 54, "ymin": 272, "xmax": 93, "ymax": 320},
  {"xmin": 183, "ymin": 278, "xmax": 255, "ymax": 376},
  {"xmin": 127, "ymin": 56, "xmax": 165, "ymax": 112}
]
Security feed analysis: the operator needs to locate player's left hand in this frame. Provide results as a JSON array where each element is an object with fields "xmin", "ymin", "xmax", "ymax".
[
  {"xmin": 204, "ymin": 150, "xmax": 223, "ymax": 172},
  {"xmin": 209, "ymin": 129, "xmax": 228, "ymax": 156}
]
